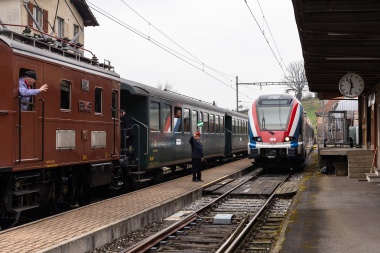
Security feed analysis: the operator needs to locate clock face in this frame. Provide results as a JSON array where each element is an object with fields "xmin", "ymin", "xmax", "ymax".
[{"xmin": 339, "ymin": 73, "xmax": 364, "ymax": 98}]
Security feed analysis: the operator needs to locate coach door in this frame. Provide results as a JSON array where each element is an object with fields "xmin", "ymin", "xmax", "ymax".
[{"xmin": 17, "ymin": 67, "xmax": 40, "ymax": 163}]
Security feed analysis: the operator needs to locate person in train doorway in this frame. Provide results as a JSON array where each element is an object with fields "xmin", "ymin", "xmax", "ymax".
[
  {"xmin": 120, "ymin": 109, "xmax": 135, "ymax": 163},
  {"xmin": 19, "ymin": 70, "xmax": 48, "ymax": 111},
  {"xmin": 189, "ymin": 131, "xmax": 204, "ymax": 182}
]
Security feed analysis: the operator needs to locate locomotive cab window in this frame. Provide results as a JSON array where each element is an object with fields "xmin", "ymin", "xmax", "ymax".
[
  {"xmin": 257, "ymin": 105, "xmax": 291, "ymax": 130},
  {"xmin": 150, "ymin": 101, "xmax": 160, "ymax": 132},
  {"xmin": 60, "ymin": 80, "xmax": 71, "ymax": 110},
  {"xmin": 19, "ymin": 68, "xmax": 37, "ymax": 111},
  {"xmin": 95, "ymin": 87, "xmax": 103, "ymax": 114}
]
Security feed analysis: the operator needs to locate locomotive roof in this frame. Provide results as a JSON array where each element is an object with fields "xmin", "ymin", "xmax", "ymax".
[
  {"xmin": 0, "ymin": 31, "xmax": 119, "ymax": 81},
  {"xmin": 121, "ymin": 78, "xmax": 247, "ymax": 119}
]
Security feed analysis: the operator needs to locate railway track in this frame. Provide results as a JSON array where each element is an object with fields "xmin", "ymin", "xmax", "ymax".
[{"xmin": 99, "ymin": 170, "xmax": 301, "ymax": 253}]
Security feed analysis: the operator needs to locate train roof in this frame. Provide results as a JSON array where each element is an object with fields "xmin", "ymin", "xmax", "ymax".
[
  {"xmin": 121, "ymin": 78, "xmax": 247, "ymax": 119},
  {"xmin": 256, "ymin": 94, "xmax": 299, "ymax": 105},
  {"xmin": 0, "ymin": 29, "xmax": 119, "ymax": 81}
]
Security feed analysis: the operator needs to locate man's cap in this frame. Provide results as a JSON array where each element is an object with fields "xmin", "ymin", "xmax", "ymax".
[
  {"xmin": 120, "ymin": 109, "xmax": 126, "ymax": 112},
  {"xmin": 195, "ymin": 131, "xmax": 201, "ymax": 136},
  {"xmin": 24, "ymin": 71, "xmax": 37, "ymax": 79}
]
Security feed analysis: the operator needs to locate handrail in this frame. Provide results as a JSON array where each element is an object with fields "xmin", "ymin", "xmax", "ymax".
[
  {"xmin": 131, "ymin": 117, "xmax": 149, "ymax": 155},
  {"xmin": 38, "ymin": 98, "xmax": 44, "ymax": 161},
  {"xmin": 17, "ymin": 96, "xmax": 22, "ymax": 163}
]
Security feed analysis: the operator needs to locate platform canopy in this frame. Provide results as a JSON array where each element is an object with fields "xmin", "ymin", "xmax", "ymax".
[{"xmin": 292, "ymin": 0, "xmax": 380, "ymax": 99}]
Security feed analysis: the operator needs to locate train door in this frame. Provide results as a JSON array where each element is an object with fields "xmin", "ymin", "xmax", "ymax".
[
  {"xmin": 224, "ymin": 115, "xmax": 232, "ymax": 157},
  {"xmin": 16, "ymin": 65, "xmax": 41, "ymax": 163}
]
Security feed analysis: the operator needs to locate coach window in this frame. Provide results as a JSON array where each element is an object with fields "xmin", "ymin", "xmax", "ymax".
[
  {"xmin": 183, "ymin": 108, "xmax": 190, "ymax": 133},
  {"xmin": 191, "ymin": 110, "xmax": 198, "ymax": 133},
  {"xmin": 163, "ymin": 104, "xmax": 172, "ymax": 133},
  {"xmin": 60, "ymin": 80, "xmax": 71, "ymax": 110},
  {"xmin": 215, "ymin": 115, "xmax": 220, "ymax": 133},
  {"xmin": 203, "ymin": 112, "xmax": 209, "ymax": 133},
  {"xmin": 221, "ymin": 116, "xmax": 224, "ymax": 134},
  {"xmin": 233, "ymin": 118, "xmax": 236, "ymax": 134},
  {"xmin": 174, "ymin": 106, "xmax": 182, "ymax": 132},
  {"xmin": 210, "ymin": 114, "xmax": 215, "ymax": 133},
  {"xmin": 95, "ymin": 87, "xmax": 103, "ymax": 114},
  {"xmin": 111, "ymin": 90, "xmax": 118, "ymax": 119},
  {"xmin": 150, "ymin": 101, "xmax": 160, "ymax": 132},
  {"xmin": 199, "ymin": 112, "xmax": 203, "ymax": 133}
]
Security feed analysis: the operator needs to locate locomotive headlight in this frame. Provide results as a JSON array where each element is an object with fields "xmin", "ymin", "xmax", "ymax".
[
  {"xmin": 284, "ymin": 136, "xmax": 295, "ymax": 142},
  {"xmin": 252, "ymin": 136, "xmax": 262, "ymax": 142}
]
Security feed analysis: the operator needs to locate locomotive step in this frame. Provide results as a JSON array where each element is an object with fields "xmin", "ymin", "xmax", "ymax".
[
  {"xmin": 13, "ymin": 204, "xmax": 39, "ymax": 213},
  {"xmin": 12, "ymin": 188, "xmax": 39, "ymax": 196},
  {"xmin": 13, "ymin": 173, "xmax": 40, "ymax": 181}
]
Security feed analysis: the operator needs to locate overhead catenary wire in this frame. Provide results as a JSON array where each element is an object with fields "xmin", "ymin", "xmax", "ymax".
[
  {"xmin": 85, "ymin": 0, "xmax": 257, "ymax": 102},
  {"xmin": 119, "ymin": 0, "xmax": 236, "ymax": 80},
  {"xmin": 243, "ymin": 0, "xmax": 287, "ymax": 76}
]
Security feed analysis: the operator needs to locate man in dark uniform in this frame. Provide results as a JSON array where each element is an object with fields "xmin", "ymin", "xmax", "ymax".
[{"xmin": 189, "ymin": 131, "xmax": 204, "ymax": 182}]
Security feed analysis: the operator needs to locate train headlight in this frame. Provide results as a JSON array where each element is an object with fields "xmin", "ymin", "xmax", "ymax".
[
  {"xmin": 284, "ymin": 136, "xmax": 295, "ymax": 142},
  {"xmin": 252, "ymin": 136, "xmax": 262, "ymax": 142}
]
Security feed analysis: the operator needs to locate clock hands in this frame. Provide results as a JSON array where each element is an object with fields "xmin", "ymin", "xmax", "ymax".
[{"xmin": 349, "ymin": 78, "xmax": 353, "ymax": 95}]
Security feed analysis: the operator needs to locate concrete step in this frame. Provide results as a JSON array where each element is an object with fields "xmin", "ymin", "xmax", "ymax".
[
  {"xmin": 376, "ymin": 169, "xmax": 380, "ymax": 176},
  {"xmin": 365, "ymin": 173, "xmax": 380, "ymax": 183}
]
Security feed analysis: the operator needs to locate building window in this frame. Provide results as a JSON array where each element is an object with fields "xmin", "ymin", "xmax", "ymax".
[
  {"xmin": 149, "ymin": 101, "xmax": 160, "ymax": 131},
  {"xmin": 73, "ymin": 24, "xmax": 79, "ymax": 43},
  {"xmin": 33, "ymin": 6, "xmax": 43, "ymax": 29},
  {"xmin": 60, "ymin": 80, "xmax": 71, "ymax": 110},
  {"xmin": 57, "ymin": 17, "xmax": 64, "ymax": 38},
  {"xmin": 95, "ymin": 87, "xmax": 103, "ymax": 114}
]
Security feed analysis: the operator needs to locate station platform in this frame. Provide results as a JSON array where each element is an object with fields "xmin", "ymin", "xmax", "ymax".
[
  {"xmin": 0, "ymin": 159, "xmax": 253, "ymax": 253},
  {"xmin": 277, "ymin": 153, "xmax": 380, "ymax": 253}
]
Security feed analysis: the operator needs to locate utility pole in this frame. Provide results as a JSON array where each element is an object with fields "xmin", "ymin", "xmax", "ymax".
[{"xmin": 236, "ymin": 76, "xmax": 239, "ymax": 111}]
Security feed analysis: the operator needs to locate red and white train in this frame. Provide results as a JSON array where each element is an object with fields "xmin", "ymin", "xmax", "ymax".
[{"xmin": 248, "ymin": 94, "xmax": 314, "ymax": 169}]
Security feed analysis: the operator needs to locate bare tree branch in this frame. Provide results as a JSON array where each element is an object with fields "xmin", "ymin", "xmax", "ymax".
[{"xmin": 283, "ymin": 60, "xmax": 308, "ymax": 100}]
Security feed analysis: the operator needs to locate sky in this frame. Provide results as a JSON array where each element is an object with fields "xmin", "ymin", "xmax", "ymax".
[{"xmin": 84, "ymin": 0, "xmax": 303, "ymax": 110}]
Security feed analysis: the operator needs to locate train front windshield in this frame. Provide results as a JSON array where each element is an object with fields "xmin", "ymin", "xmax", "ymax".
[{"xmin": 256, "ymin": 103, "xmax": 292, "ymax": 131}]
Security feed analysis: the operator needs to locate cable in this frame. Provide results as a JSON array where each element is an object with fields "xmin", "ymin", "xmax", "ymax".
[
  {"xmin": 85, "ymin": 1, "xmax": 258, "ymax": 104},
  {"xmin": 255, "ymin": 0, "xmax": 287, "ymax": 68},
  {"xmin": 86, "ymin": 2, "xmax": 238, "ymax": 91},
  {"xmin": 119, "ymin": 0, "xmax": 236, "ymax": 80},
  {"xmin": 243, "ymin": 0, "xmax": 286, "ymax": 76}
]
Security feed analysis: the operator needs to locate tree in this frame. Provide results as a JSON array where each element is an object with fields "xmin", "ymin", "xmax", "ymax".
[
  {"xmin": 283, "ymin": 60, "xmax": 307, "ymax": 100},
  {"xmin": 157, "ymin": 81, "xmax": 175, "ymax": 91}
]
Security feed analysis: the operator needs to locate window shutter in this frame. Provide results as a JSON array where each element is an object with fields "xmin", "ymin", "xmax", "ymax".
[
  {"xmin": 43, "ymin": 10, "xmax": 48, "ymax": 33},
  {"xmin": 28, "ymin": 2, "xmax": 33, "ymax": 27}
]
